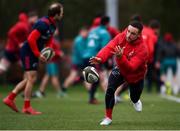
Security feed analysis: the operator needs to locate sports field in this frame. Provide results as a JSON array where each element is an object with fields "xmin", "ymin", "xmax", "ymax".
[{"xmin": 0, "ymin": 84, "xmax": 180, "ymax": 130}]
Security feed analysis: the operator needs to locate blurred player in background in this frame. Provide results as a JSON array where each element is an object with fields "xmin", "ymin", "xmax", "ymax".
[
  {"xmin": 61, "ymin": 27, "xmax": 89, "ymax": 95},
  {"xmin": 0, "ymin": 12, "xmax": 38, "ymax": 74},
  {"xmin": 158, "ymin": 33, "xmax": 179, "ymax": 95},
  {"xmin": 82, "ymin": 16, "xmax": 111, "ymax": 104},
  {"xmin": 91, "ymin": 15, "xmax": 120, "ymax": 101},
  {"xmin": 3, "ymin": 2, "xmax": 63, "ymax": 115},
  {"xmin": 91, "ymin": 15, "xmax": 119, "ymax": 38}
]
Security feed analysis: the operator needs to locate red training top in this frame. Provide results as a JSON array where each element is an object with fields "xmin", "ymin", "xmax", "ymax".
[
  {"xmin": 5, "ymin": 13, "xmax": 30, "ymax": 52},
  {"xmin": 96, "ymin": 29, "xmax": 148, "ymax": 83},
  {"xmin": 142, "ymin": 26, "xmax": 157, "ymax": 63}
]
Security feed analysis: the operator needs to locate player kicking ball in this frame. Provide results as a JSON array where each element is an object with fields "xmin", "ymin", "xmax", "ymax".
[
  {"xmin": 3, "ymin": 2, "xmax": 63, "ymax": 115},
  {"xmin": 90, "ymin": 21, "xmax": 148, "ymax": 125}
]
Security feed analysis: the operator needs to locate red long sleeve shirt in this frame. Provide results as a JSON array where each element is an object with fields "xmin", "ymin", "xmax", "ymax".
[
  {"xmin": 27, "ymin": 29, "xmax": 54, "ymax": 57},
  {"xmin": 27, "ymin": 29, "xmax": 41, "ymax": 57},
  {"xmin": 6, "ymin": 13, "xmax": 29, "ymax": 52},
  {"xmin": 142, "ymin": 26, "xmax": 158, "ymax": 63},
  {"xmin": 50, "ymin": 38, "xmax": 63, "ymax": 62},
  {"xmin": 96, "ymin": 30, "xmax": 148, "ymax": 83}
]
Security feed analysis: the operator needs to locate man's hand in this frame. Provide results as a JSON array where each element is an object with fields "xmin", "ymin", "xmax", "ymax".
[
  {"xmin": 111, "ymin": 45, "xmax": 125, "ymax": 58},
  {"xmin": 39, "ymin": 54, "xmax": 47, "ymax": 63},
  {"xmin": 89, "ymin": 56, "xmax": 102, "ymax": 65}
]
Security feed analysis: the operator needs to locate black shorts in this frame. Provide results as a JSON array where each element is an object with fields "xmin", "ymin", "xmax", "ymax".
[
  {"xmin": 20, "ymin": 48, "xmax": 38, "ymax": 71},
  {"xmin": 108, "ymin": 67, "xmax": 144, "ymax": 103},
  {"xmin": 4, "ymin": 50, "xmax": 19, "ymax": 63}
]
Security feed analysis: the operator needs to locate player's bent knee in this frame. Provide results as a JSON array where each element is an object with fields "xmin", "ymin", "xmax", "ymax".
[
  {"xmin": 106, "ymin": 87, "xmax": 116, "ymax": 96},
  {"xmin": 28, "ymin": 76, "xmax": 37, "ymax": 83}
]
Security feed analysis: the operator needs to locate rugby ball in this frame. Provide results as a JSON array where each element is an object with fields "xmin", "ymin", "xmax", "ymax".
[
  {"xmin": 82, "ymin": 66, "xmax": 99, "ymax": 83},
  {"xmin": 40, "ymin": 47, "xmax": 54, "ymax": 61}
]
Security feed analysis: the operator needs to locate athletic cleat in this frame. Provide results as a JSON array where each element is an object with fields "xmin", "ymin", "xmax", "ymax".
[
  {"xmin": 22, "ymin": 107, "xmax": 42, "ymax": 115},
  {"xmin": 133, "ymin": 100, "xmax": 142, "ymax": 112},
  {"xmin": 100, "ymin": 117, "xmax": 112, "ymax": 126},
  {"xmin": 34, "ymin": 91, "xmax": 45, "ymax": 98},
  {"xmin": 3, "ymin": 97, "xmax": 19, "ymax": 112}
]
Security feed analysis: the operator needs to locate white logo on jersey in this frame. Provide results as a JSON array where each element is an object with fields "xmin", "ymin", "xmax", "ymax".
[
  {"xmin": 88, "ymin": 39, "xmax": 95, "ymax": 47},
  {"xmin": 128, "ymin": 50, "xmax": 135, "ymax": 59}
]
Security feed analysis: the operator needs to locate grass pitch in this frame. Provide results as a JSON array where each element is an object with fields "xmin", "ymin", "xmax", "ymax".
[{"xmin": 0, "ymin": 84, "xmax": 180, "ymax": 130}]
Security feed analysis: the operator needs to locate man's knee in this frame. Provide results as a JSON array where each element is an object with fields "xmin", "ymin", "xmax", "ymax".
[
  {"xmin": 28, "ymin": 74, "xmax": 37, "ymax": 83},
  {"xmin": 106, "ymin": 87, "xmax": 116, "ymax": 96}
]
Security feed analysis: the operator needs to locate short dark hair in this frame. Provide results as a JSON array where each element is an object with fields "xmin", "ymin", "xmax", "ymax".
[
  {"xmin": 100, "ymin": 16, "xmax": 110, "ymax": 25},
  {"xmin": 48, "ymin": 3, "xmax": 63, "ymax": 17},
  {"xmin": 129, "ymin": 20, "xmax": 143, "ymax": 33},
  {"xmin": 149, "ymin": 19, "xmax": 160, "ymax": 29}
]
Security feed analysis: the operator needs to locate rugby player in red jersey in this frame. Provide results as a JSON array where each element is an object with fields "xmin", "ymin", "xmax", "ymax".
[{"xmin": 90, "ymin": 21, "xmax": 148, "ymax": 125}]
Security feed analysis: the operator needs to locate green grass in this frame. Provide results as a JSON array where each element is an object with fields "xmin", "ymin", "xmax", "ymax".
[{"xmin": 0, "ymin": 84, "xmax": 180, "ymax": 130}]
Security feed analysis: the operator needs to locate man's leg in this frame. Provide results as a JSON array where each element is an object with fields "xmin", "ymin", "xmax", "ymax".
[
  {"xmin": 100, "ymin": 67, "xmax": 124, "ymax": 125},
  {"xmin": 62, "ymin": 69, "xmax": 78, "ymax": 92},
  {"xmin": 129, "ymin": 79, "xmax": 144, "ymax": 112},
  {"xmin": 35, "ymin": 74, "xmax": 49, "ymax": 98},
  {"xmin": 114, "ymin": 82, "xmax": 129, "ymax": 104},
  {"xmin": 88, "ymin": 81, "xmax": 99, "ymax": 104},
  {"xmin": 22, "ymin": 71, "xmax": 42, "ymax": 115},
  {"xmin": 99, "ymin": 70, "xmax": 108, "ymax": 92},
  {"xmin": 105, "ymin": 68, "xmax": 124, "ymax": 118},
  {"xmin": 51, "ymin": 76, "xmax": 62, "ymax": 97},
  {"xmin": 3, "ymin": 78, "xmax": 27, "ymax": 112}
]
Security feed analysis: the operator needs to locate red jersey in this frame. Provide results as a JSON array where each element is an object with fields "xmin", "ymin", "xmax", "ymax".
[
  {"xmin": 5, "ymin": 13, "xmax": 30, "ymax": 52},
  {"xmin": 50, "ymin": 38, "xmax": 63, "ymax": 62},
  {"xmin": 96, "ymin": 30, "xmax": 148, "ymax": 83},
  {"xmin": 142, "ymin": 26, "xmax": 157, "ymax": 63}
]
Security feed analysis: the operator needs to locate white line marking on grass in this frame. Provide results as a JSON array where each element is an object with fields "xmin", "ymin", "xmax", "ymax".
[{"xmin": 161, "ymin": 95, "xmax": 180, "ymax": 103}]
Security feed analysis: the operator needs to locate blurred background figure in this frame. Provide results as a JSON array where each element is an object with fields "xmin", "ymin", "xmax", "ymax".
[
  {"xmin": 0, "ymin": 12, "xmax": 38, "ymax": 75},
  {"xmin": 91, "ymin": 15, "xmax": 120, "ymax": 94},
  {"xmin": 91, "ymin": 14, "xmax": 119, "ymax": 38},
  {"xmin": 157, "ymin": 32, "xmax": 179, "ymax": 95},
  {"xmin": 34, "ymin": 29, "xmax": 64, "ymax": 98},
  {"xmin": 152, "ymin": 19, "xmax": 162, "ymax": 93},
  {"xmin": 82, "ymin": 16, "xmax": 111, "ymax": 104},
  {"xmin": 144, "ymin": 19, "xmax": 159, "ymax": 93},
  {"xmin": 90, "ymin": 14, "xmax": 102, "ymax": 30},
  {"xmin": 130, "ymin": 15, "xmax": 159, "ymax": 93},
  {"xmin": 61, "ymin": 26, "xmax": 89, "ymax": 95}
]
